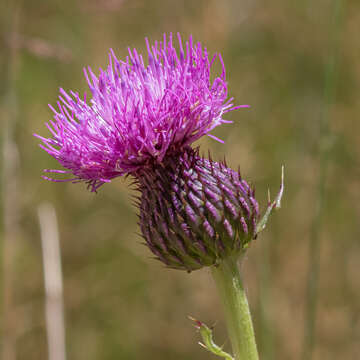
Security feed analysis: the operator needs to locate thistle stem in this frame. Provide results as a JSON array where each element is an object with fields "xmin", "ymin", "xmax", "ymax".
[{"xmin": 211, "ymin": 255, "xmax": 259, "ymax": 360}]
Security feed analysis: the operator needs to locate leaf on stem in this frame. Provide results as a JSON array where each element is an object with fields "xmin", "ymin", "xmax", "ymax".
[{"xmin": 189, "ymin": 316, "xmax": 234, "ymax": 360}]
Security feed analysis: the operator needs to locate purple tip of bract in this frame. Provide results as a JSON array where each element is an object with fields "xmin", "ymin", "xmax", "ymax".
[{"xmin": 35, "ymin": 33, "xmax": 249, "ymax": 191}]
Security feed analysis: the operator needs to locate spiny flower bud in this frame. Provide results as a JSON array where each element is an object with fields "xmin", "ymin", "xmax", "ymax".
[{"xmin": 136, "ymin": 147, "xmax": 259, "ymax": 272}]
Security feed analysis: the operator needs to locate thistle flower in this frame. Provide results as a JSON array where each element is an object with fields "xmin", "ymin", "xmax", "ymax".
[
  {"xmin": 35, "ymin": 33, "xmax": 247, "ymax": 191},
  {"xmin": 35, "ymin": 33, "xmax": 258, "ymax": 271},
  {"xmin": 36, "ymin": 34, "xmax": 285, "ymax": 360}
]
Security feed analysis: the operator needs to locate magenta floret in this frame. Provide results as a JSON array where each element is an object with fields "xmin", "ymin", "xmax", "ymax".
[{"xmin": 35, "ymin": 33, "xmax": 248, "ymax": 191}]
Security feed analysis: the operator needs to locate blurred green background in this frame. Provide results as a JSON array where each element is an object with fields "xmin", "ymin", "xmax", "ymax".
[{"xmin": 1, "ymin": 0, "xmax": 359, "ymax": 359}]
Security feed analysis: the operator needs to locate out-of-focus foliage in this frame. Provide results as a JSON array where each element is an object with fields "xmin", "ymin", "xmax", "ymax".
[{"xmin": 1, "ymin": 0, "xmax": 359, "ymax": 359}]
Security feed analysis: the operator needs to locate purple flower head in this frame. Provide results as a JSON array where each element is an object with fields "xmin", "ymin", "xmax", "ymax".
[{"xmin": 35, "ymin": 33, "xmax": 248, "ymax": 191}]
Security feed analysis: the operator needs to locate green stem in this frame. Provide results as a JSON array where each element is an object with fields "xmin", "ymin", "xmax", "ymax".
[{"xmin": 211, "ymin": 255, "xmax": 259, "ymax": 360}]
